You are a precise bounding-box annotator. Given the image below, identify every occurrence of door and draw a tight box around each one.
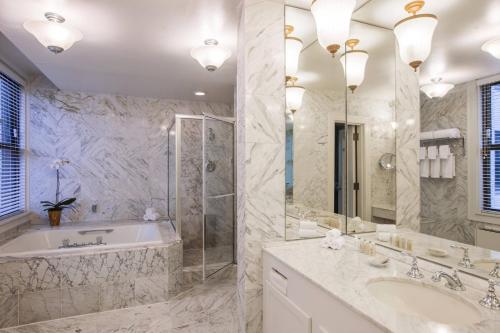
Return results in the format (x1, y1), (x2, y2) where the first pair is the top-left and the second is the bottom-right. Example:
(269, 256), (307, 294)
(203, 114), (235, 279)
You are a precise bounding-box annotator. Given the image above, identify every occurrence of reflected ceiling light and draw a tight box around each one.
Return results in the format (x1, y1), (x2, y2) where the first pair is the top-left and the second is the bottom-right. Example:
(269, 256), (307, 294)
(194, 91), (206, 96)
(286, 77), (306, 113)
(311, 0), (356, 56)
(285, 25), (303, 81)
(420, 78), (454, 98)
(481, 37), (500, 59)
(23, 12), (83, 54)
(190, 39), (232, 72)
(394, 1), (438, 71)
(340, 39), (369, 93)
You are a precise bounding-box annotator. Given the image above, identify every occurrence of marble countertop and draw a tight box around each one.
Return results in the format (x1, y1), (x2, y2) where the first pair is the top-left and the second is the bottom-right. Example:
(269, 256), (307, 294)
(264, 237), (500, 333)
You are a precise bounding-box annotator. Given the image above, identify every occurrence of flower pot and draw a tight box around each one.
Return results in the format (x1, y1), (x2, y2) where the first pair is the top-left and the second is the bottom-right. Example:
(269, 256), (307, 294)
(48, 209), (62, 227)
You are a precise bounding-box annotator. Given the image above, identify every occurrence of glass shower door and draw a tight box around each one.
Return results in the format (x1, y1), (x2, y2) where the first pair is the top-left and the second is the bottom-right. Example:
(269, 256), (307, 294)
(203, 114), (235, 279)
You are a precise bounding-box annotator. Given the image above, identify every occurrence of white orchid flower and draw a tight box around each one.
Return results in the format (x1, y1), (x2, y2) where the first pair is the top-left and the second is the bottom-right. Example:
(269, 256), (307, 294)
(50, 159), (70, 170)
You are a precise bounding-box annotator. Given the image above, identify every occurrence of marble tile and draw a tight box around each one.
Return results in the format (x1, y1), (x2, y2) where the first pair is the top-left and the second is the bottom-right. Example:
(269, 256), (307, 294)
(61, 286), (99, 317)
(19, 289), (61, 325)
(99, 281), (135, 311)
(134, 276), (169, 305)
(0, 292), (18, 328)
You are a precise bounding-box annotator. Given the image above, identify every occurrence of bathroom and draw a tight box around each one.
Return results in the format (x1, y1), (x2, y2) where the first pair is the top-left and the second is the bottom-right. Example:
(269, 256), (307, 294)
(0, 0), (500, 332)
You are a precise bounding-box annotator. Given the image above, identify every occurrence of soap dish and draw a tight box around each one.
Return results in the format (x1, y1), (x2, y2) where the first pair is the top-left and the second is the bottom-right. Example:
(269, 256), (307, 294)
(368, 255), (390, 268)
(428, 248), (448, 257)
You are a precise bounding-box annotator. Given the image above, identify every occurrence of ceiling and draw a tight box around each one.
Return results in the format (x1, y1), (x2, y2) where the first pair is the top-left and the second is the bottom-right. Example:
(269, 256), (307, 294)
(285, 0), (500, 95)
(0, 0), (239, 104)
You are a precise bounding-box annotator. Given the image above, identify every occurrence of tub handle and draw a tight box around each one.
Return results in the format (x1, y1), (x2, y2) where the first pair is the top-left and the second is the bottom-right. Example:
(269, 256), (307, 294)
(78, 229), (114, 235)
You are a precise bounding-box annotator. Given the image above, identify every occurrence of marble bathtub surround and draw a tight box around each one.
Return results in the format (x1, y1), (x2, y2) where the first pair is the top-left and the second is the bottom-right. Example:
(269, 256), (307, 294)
(0, 222), (182, 328)
(264, 237), (500, 333)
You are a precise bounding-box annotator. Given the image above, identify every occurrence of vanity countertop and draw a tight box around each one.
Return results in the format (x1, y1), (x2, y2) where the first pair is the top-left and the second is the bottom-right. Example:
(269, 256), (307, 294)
(263, 237), (500, 333)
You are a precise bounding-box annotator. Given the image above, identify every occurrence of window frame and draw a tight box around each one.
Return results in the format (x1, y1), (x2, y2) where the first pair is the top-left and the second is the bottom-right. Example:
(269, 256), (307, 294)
(468, 74), (500, 226)
(0, 60), (29, 225)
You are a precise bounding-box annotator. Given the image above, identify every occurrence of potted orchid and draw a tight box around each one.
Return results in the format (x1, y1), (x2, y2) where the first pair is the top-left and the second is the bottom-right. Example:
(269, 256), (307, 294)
(40, 159), (77, 226)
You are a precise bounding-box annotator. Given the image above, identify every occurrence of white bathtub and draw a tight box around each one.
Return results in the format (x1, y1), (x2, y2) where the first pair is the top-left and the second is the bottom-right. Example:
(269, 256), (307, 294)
(0, 223), (164, 257)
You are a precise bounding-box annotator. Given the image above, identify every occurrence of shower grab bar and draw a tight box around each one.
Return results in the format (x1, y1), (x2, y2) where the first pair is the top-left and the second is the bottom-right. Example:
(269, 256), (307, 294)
(78, 229), (114, 235)
(207, 193), (235, 200)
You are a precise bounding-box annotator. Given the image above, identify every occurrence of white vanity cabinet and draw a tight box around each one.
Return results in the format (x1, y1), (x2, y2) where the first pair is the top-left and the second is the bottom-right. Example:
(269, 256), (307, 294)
(263, 251), (386, 333)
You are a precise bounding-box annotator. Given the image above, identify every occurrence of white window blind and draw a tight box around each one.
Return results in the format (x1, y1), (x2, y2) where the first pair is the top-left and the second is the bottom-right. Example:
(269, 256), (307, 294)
(480, 80), (500, 212)
(0, 71), (25, 219)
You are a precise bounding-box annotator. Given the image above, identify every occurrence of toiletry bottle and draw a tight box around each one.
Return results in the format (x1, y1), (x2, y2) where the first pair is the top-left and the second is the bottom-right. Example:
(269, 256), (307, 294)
(406, 239), (413, 252)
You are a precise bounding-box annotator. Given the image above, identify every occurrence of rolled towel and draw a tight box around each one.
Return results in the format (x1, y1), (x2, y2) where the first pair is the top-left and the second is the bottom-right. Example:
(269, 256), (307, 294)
(441, 154), (455, 179)
(299, 220), (317, 230)
(427, 146), (438, 160)
(420, 131), (434, 140)
(420, 159), (430, 178)
(299, 229), (318, 238)
(434, 128), (460, 139)
(430, 159), (440, 178)
(419, 147), (427, 160)
(326, 228), (341, 239)
(321, 237), (345, 250)
(438, 145), (451, 159)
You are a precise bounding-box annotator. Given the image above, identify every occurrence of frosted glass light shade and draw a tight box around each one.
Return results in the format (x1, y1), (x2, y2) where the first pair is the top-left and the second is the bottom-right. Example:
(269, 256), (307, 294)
(420, 80), (454, 98)
(394, 14), (437, 70)
(340, 50), (369, 92)
(23, 19), (82, 53)
(191, 41), (232, 72)
(311, 0), (356, 55)
(286, 85), (305, 112)
(286, 37), (303, 78)
(482, 37), (500, 59)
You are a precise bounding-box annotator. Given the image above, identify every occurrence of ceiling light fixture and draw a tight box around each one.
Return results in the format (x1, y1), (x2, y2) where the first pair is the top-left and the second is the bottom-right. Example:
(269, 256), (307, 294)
(194, 91), (206, 96)
(191, 39), (232, 72)
(481, 37), (500, 59)
(340, 39), (369, 93)
(286, 77), (306, 113)
(394, 1), (438, 71)
(23, 12), (83, 54)
(420, 78), (454, 98)
(285, 25), (303, 81)
(311, 0), (356, 57)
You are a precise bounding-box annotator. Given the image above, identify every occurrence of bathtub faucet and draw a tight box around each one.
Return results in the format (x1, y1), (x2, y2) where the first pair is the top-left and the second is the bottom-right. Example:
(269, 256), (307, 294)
(58, 237), (107, 249)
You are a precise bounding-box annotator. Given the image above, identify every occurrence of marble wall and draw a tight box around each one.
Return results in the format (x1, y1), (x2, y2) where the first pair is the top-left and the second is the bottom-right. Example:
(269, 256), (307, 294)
(419, 83), (477, 244)
(28, 89), (232, 248)
(0, 240), (182, 328)
(395, 53), (421, 231)
(293, 89), (396, 215)
(237, 0), (286, 332)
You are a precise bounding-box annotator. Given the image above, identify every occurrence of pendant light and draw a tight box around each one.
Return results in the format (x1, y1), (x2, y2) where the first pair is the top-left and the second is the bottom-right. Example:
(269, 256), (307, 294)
(191, 39), (232, 72)
(481, 37), (500, 59)
(340, 39), (369, 93)
(420, 78), (454, 98)
(285, 25), (303, 81)
(23, 12), (83, 54)
(286, 77), (306, 113)
(311, 0), (356, 56)
(394, 1), (438, 71)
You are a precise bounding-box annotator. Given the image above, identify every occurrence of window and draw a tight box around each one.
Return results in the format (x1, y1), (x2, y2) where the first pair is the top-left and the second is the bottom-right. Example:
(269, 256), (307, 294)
(0, 71), (25, 219)
(480, 80), (500, 212)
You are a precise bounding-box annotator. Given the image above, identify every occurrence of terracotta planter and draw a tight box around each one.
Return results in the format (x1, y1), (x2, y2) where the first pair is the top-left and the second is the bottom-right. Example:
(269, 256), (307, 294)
(48, 209), (62, 227)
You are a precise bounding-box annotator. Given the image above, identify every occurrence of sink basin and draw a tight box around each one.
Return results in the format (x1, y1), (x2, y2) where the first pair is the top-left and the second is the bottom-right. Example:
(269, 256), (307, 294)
(474, 259), (499, 272)
(367, 278), (481, 326)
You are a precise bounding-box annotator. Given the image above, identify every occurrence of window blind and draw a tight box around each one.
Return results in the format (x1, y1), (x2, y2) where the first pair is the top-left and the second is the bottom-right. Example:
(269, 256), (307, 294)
(480, 80), (500, 212)
(0, 72), (25, 219)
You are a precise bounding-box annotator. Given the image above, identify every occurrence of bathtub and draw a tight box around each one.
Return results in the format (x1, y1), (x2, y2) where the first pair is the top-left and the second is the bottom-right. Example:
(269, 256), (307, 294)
(0, 222), (164, 257)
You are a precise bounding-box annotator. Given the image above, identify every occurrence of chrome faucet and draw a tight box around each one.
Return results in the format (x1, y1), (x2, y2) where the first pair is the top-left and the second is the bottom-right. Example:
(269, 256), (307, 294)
(489, 262), (500, 279)
(450, 244), (474, 268)
(401, 252), (424, 279)
(479, 279), (500, 310)
(431, 269), (465, 291)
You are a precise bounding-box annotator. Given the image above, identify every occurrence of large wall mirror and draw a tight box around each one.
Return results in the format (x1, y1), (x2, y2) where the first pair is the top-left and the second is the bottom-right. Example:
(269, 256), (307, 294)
(284, 0), (500, 280)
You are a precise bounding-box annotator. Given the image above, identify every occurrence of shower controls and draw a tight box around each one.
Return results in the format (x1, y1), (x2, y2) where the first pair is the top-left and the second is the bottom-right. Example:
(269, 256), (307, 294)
(208, 128), (215, 142)
(206, 160), (216, 172)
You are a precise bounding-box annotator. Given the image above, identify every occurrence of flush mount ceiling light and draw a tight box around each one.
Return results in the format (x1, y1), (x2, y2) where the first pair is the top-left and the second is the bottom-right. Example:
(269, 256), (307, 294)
(311, 0), (356, 57)
(394, 1), (438, 71)
(23, 12), (83, 54)
(340, 39), (369, 93)
(420, 78), (454, 98)
(194, 91), (206, 96)
(286, 77), (306, 113)
(481, 37), (500, 59)
(190, 39), (232, 72)
(285, 25), (303, 81)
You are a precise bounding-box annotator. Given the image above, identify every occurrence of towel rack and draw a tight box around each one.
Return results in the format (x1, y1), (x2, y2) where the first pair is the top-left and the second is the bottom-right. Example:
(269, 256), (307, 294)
(420, 137), (465, 156)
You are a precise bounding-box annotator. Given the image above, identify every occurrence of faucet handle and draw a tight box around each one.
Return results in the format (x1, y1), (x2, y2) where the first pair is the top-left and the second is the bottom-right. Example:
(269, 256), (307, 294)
(401, 251), (424, 279)
(479, 279), (500, 310)
(450, 244), (474, 268)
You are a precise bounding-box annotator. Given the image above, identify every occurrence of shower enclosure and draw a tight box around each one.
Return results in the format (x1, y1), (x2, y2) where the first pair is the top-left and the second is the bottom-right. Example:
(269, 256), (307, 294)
(167, 113), (235, 280)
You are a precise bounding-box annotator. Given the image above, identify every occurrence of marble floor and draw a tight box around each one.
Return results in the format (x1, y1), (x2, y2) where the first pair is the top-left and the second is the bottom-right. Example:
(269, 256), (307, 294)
(0, 266), (239, 333)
